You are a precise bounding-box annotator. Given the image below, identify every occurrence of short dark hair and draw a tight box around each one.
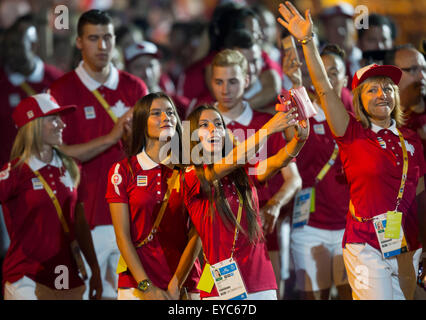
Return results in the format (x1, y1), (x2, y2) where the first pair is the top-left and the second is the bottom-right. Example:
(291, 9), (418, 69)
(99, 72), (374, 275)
(77, 10), (113, 37)
(223, 29), (254, 50)
(383, 43), (416, 65)
(357, 13), (397, 41)
(321, 43), (346, 60)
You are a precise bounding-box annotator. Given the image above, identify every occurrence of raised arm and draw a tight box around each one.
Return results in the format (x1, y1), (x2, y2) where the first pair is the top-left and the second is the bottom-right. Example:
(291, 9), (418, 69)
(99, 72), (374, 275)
(206, 108), (298, 183)
(277, 2), (349, 137)
(256, 119), (309, 183)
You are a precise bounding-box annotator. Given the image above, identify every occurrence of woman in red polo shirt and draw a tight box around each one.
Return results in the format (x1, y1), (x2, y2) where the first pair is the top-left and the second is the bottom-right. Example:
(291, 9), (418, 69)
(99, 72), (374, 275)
(0, 93), (102, 300)
(183, 104), (308, 299)
(106, 92), (201, 300)
(277, 1), (426, 300)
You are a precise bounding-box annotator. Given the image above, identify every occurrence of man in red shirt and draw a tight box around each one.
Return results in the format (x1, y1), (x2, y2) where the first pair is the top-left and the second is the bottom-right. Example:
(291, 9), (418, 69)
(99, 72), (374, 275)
(210, 49), (302, 299)
(123, 41), (190, 119)
(385, 45), (426, 160)
(49, 10), (148, 299)
(0, 17), (64, 167)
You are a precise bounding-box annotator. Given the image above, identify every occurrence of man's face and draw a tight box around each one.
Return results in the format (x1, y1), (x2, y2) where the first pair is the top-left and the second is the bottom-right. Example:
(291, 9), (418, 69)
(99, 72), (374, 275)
(211, 64), (249, 111)
(323, 16), (356, 53)
(395, 48), (426, 107)
(77, 23), (115, 71)
(237, 44), (263, 87)
(358, 25), (393, 51)
(127, 55), (161, 90)
(4, 26), (37, 74)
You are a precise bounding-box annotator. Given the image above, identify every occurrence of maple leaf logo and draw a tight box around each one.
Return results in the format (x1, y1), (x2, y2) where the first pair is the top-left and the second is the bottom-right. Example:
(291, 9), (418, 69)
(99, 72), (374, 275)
(60, 170), (74, 191)
(110, 100), (130, 118)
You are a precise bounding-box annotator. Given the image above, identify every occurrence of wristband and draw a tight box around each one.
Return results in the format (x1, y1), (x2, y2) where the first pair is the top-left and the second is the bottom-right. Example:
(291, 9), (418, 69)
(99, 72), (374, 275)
(298, 33), (314, 45)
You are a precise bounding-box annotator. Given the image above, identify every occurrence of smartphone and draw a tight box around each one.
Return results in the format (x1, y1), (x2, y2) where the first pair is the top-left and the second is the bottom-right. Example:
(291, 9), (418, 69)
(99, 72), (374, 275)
(281, 35), (300, 64)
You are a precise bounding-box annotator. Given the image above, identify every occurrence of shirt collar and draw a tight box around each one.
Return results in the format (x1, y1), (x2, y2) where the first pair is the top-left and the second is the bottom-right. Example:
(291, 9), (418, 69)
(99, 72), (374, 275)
(220, 101), (253, 126)
(371, 119), (399, 136)
(7, 56), (44, 86)
(136, 149), (171, 170)
(27, 150), (62, 172)
(75, 61), (119, 91)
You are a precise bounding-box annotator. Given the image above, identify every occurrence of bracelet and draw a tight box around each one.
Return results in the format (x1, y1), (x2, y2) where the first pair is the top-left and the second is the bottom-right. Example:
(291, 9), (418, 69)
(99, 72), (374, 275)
(297, 33), (314, 45)
(294, 134), (306, 142)
(284, 145), (300, 158)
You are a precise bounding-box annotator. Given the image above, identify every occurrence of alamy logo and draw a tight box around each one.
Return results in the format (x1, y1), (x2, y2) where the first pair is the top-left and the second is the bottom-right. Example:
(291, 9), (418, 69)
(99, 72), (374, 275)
(54, 5), (69, 30)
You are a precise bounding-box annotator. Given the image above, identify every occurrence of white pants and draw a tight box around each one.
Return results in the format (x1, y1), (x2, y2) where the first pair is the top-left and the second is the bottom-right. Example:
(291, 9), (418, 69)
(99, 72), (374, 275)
(82, 225), (120, 299)
(343, 243), (422, 300)
(4, 276), (85, 300)
(291, 225), (348, 292)
(117, 288), (201, 300)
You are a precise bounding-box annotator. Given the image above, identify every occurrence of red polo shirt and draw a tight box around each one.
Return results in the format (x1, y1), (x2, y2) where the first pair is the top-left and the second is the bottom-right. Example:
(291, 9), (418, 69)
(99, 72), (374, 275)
(296, 104), (350, 230)
(49, 62), (148, 228)
(0, 153), (84, 289)
(403, 108), (426, 161)
(105, 152), (201, 291)
(261, 50), (283, 78)
(222, 102), (292, 250)
(0, 61), (63, 166)
(183, 166), (277, 298)
(177, 51), (216, 105)
(334, 114), (425, 251)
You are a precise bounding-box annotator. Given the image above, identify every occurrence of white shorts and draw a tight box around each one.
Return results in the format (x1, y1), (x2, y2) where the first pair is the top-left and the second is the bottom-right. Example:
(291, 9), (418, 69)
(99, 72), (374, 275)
(290, 224), (348, 292)
(117, 288), (201, 300)
(82, 225), (120, 300)
(343, 243), (422, 300)
(278, 216), (291, 280)
(4, 276), (85, 300)
(201, 289), (277, 300)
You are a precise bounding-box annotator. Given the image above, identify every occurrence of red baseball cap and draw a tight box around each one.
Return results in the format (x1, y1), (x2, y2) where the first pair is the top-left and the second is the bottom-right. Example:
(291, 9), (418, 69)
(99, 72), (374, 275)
(12, 93), (75, 128)
(124, 41), (161, 66)
(351, 64), (402, 90)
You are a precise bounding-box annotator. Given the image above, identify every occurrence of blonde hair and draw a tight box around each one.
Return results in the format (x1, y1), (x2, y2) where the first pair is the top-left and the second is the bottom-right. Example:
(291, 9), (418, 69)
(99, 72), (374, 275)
(212, 49), (248, 77)
(352, 76), (405, 129)
(10, 117), (80, 187)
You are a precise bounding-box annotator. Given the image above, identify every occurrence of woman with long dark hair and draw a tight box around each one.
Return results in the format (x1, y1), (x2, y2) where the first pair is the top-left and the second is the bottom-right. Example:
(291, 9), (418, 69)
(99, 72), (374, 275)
(106, 92), (201, 300)
(183, 104), (308, 299)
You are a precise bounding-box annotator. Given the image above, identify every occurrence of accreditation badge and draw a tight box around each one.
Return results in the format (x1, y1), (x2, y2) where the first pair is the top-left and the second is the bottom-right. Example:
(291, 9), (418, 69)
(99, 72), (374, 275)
(84, 106), (96, 119)
(204, 258), (248, 300)
(373, 212), (408, 259)
(292, 187), (315, 228)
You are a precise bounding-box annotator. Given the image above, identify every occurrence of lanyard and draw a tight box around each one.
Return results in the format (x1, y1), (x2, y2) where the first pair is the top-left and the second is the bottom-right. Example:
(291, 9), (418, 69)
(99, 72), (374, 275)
(91, 89), (118, 123)
(20, 82), (37, 96)
(350, 129), (409, 222)
(32, 168), (70, 234)
(315, 142), (339, 184)
(135, 169), (180, 248)
(203, 187), (243, 264)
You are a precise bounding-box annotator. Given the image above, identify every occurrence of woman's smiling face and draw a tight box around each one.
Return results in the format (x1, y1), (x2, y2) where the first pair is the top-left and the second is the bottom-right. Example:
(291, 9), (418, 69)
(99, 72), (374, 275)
(360, 78), (396, 122)
(197, 109), (226, 154)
